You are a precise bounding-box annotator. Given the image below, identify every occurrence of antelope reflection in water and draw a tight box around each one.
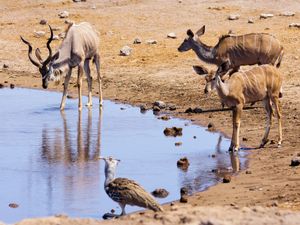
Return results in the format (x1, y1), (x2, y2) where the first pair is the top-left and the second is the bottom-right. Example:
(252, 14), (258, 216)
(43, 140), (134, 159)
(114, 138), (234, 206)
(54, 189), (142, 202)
(41, 109), (102, 163)
(179, 135), (241, 194)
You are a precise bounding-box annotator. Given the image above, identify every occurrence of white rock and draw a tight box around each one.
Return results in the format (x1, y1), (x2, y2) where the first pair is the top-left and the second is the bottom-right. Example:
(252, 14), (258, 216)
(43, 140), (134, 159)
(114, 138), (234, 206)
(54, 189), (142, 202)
(289, 23), (300, 28)
(133, 37), (142, 44)
(260, 13), (274, 19)
(228, 14), (240, 20)
(58, 11), (69, 18)
(167, 32), (177, 39)
(34, 31), (46, 38)
(146, 40), (157, 44)
(120, 46), (132, 56)
(248, 18), (254, 23)
(91, 5), (96, 9)
(153, 101), (166, 109)
(279, 11), (295, 17)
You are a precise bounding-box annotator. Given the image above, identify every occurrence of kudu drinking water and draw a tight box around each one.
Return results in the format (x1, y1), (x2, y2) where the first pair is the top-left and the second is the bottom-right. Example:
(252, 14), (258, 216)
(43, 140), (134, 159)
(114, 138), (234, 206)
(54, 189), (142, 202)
(178, 26), (284, 75)
(21, 22), (102, 111)
(193, 63), (283, 151)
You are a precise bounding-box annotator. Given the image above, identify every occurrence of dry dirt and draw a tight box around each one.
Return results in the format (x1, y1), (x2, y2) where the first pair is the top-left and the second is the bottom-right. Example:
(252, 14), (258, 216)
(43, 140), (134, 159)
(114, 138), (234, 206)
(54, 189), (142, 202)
(0, 0), (300, 224)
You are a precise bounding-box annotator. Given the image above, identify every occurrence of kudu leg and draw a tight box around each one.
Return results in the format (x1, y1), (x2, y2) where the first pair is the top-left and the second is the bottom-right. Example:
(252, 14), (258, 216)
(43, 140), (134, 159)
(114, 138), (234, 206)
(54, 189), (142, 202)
(229, 104), (242, 151)
(260, 98), (273, 148)
(273, 97), (282, 147)
(60, 69), (72, 111)
(94, 54), (103, 107)
(84, 59), (93, 107)
(77, 65), (84, 111)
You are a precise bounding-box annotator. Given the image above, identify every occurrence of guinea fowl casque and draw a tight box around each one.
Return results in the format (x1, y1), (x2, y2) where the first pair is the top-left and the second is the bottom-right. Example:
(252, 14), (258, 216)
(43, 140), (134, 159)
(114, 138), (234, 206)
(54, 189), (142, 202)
(99, 156), (163, 216)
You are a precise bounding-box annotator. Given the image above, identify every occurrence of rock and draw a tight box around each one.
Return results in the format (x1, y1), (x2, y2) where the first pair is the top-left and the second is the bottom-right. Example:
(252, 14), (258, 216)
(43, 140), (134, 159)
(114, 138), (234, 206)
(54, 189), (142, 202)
(180, 196), (188, 203)
(120, 46), (132, 56)
(39, 19), (47, 25)
(185, 107), (202, 113)
(180, 187), (188, 203)
(248, 18), (254, 23)
(290, 157), (300, 167)
(246, 170), (252, 174)
(8, 203), (19, 208)
(3, 64), (9, 69)
(207, 122), (216, 132)
(177, 157), (189, 170)
(167, 32), (177, 39)
(164, 127), (182, 137)
(0, 84), (4, 88)
(289, 23), (300, 28)
(153, 106), (161, 112)
(260, 13), (274, 19)
(91, 5), (96, 9)
(133, 37), (142, 44)
(279, 11), (295, 17)
(228, 14), (240, 20)
(140, 105), (148, 112)
(175, 142), (182, 146)
(211, 154), (216, 158)
(242, 137), (248, 141)
(153, 101), (166, 109)
(120, 107), (125, 110)
(146, 40), (157, 44)
(34, 31), (45, 38)
(58, 11), (69, 18)
(223, 174), (231, 183)
(193, 136), (197, 139)
(208, 6), (225, 10)
(151, 188), (169, 198)
(158, 115), (170, 121)
(10, 84), (15, 89)
(168, 104), (177, 111)
(73, 0), (82, 2)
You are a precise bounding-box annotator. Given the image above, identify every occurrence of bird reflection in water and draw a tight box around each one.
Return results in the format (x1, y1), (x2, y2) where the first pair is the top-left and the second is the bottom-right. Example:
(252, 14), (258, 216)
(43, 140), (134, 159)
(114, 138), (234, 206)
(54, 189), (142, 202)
(40, 108), (102, 164)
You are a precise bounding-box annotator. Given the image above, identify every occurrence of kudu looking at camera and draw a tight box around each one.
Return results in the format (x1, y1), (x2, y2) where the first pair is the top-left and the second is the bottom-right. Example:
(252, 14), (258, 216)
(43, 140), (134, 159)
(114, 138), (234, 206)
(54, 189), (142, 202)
(193, 63), (283, 151)
(21, 22), (102, 111)
(178, 26), (284, 75)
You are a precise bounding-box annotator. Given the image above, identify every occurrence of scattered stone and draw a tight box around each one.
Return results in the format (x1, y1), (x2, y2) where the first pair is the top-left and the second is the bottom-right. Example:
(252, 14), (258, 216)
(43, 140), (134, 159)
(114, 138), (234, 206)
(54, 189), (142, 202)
(228, 14), (240, 20)
(279, 11), (295, 17)
(223, 174), (231, 183)
(289, 23), (300, 28)
(207, 122), (216, 132)
(34, 31), (46, 38)
(153, 106), (161, 112)
(164, 127), (182, 137)
(153, 101), (166, 109)
(3, 64), (9, 69)
(151, 188), (169, 198)
(39, 19), (47, 25)
(133, 37), (142, 44)
(10, 84), (15, 89)
(242, 137), (248, 141)
(290, 157), (300, 167)
(120, 46), (132, 56)
(0, 83), (4, 88)
(246, 170), (252, 174)
(185, 107), (202, 113)
(208, 6), (225, 10)
(177, 157), (189, 170)
(260, 13), (274, 19)
(146, 40), (157, 44)
(168, 104), (177, 111)
(180, 187), (188, 203)
(91, 5), (96, 9)
(248, 18), (254, 23)
(167, 32), (177, 39)
(175, 142), (182, 146)
(8, 203), (19, 208)
(158, 115), (170, 121)
(140, 105), (147, 111)
(58, 11), (69, 18)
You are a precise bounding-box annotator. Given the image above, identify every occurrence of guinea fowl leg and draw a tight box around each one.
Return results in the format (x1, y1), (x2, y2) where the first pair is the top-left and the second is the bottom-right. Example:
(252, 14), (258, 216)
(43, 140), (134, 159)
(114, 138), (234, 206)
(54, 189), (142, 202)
(119, 203), (126, 216)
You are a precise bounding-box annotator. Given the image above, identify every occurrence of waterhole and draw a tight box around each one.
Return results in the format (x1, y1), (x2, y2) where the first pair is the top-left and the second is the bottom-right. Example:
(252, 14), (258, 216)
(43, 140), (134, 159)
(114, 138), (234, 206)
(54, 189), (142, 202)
(0, 88), (246, 223)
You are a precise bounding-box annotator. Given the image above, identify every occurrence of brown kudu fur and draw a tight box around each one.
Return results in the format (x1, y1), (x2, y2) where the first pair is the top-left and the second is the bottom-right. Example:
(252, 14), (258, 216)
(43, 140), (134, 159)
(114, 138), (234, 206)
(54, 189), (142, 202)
(194, 63), (283, 151)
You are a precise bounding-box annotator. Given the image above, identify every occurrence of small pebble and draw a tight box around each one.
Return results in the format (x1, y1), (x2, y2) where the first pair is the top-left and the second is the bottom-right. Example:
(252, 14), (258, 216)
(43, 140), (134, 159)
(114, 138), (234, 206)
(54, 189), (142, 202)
(133, 37), (142, 44)
(9, 203), (19, 208)
(120, 46), (132, 56)
(175, 142), (182, 146)
(223, 174), (231, 183)
(260, 13), (274, 19)
(39, 19), (47, 25)
(167, 32), (177, 39)
(146, 40), (157, 44)
(58, 11), (69, 18)
(228, 14), (240, 20)
(10, 84), (15, 89)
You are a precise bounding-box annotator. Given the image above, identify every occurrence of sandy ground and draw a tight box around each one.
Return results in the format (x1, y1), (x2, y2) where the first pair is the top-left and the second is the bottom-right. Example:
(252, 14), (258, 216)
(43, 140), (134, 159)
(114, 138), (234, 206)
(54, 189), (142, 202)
(0, 0), (300, 224)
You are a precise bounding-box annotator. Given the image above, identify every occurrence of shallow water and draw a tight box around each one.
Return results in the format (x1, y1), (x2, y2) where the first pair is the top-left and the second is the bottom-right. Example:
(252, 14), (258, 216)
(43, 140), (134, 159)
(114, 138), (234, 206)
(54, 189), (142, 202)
(0, 88), (246, 223)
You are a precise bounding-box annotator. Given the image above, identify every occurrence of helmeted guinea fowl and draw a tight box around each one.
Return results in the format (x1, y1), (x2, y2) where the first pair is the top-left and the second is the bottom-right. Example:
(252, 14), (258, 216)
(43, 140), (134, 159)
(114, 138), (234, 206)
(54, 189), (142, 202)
(99, 156), (163, 216)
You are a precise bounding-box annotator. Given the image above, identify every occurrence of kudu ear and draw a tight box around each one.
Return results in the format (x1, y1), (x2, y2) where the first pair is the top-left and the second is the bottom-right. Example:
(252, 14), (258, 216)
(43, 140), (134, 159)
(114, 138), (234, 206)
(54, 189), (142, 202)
(35, 48), (43, 63)
(195, 25), (205, 36)
(187, 29), (194, 38)
(217, 61), (230, 75)
(193, 65), (209, 75)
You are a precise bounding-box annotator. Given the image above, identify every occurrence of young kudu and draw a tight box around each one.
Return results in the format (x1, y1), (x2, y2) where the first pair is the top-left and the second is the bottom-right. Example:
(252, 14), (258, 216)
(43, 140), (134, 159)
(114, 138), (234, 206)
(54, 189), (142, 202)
(21, 22), (102, 111)
(178, 26), (284, 76)
(193, 63), (283, 151)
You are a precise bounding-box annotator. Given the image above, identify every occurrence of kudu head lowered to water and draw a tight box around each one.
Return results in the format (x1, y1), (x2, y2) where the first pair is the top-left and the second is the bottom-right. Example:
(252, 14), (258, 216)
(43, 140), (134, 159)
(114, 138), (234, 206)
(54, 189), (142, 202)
(21, 25), (55, 89)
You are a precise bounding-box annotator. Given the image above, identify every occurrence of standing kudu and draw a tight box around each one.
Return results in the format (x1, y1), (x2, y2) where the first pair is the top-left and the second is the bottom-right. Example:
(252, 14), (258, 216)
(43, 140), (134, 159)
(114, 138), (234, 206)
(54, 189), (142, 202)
(21, 22), (102, 111)
(178, 26), (284, 75)
(193, 63), (283, 151)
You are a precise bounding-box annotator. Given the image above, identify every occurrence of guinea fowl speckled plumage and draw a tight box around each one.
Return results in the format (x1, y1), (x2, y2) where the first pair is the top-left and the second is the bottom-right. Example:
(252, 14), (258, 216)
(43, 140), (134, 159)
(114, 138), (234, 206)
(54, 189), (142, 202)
(99, 156), (163, 216)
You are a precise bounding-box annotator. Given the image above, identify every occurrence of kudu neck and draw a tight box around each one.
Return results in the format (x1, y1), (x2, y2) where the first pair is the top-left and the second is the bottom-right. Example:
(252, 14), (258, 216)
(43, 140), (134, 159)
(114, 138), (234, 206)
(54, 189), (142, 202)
(191, 39), (217, 64)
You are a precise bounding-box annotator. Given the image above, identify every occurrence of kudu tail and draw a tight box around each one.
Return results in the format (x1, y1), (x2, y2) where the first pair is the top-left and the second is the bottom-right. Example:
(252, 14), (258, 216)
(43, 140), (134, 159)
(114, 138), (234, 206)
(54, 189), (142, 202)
(276, 49), (284, 68)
